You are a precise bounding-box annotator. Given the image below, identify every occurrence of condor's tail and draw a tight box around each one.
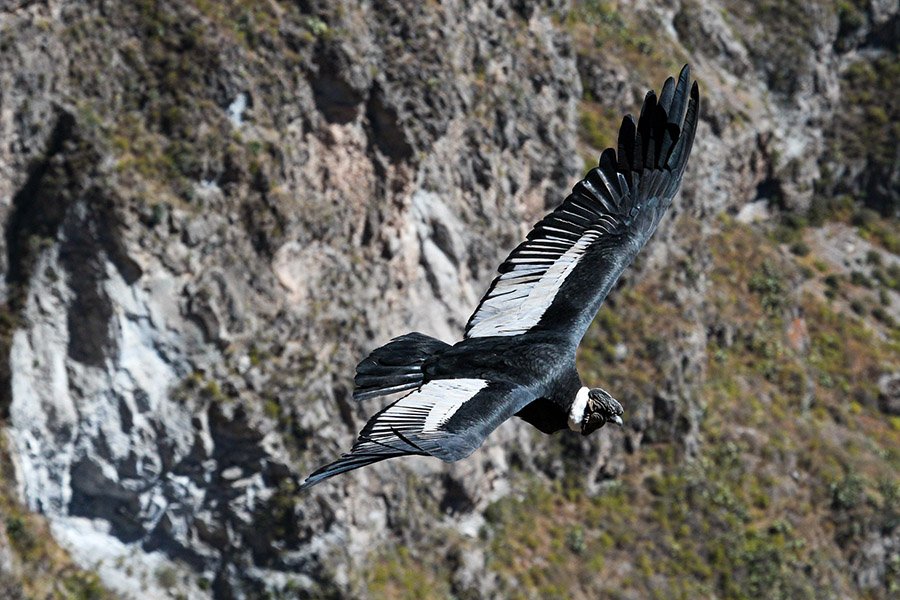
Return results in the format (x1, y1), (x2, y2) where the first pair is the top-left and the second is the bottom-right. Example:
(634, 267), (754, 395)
(353, 332), (449, 400)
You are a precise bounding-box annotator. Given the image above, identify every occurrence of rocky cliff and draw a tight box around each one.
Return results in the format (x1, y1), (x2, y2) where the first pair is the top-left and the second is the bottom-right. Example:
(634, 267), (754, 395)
(0, 0), (896, 598)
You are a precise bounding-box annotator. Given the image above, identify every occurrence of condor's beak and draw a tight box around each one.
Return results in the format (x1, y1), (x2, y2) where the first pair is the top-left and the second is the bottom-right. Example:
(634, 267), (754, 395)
(609, 415), (624, 427)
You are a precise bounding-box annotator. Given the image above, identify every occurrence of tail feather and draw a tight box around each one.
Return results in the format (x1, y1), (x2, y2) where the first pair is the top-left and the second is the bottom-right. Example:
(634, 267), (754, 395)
(353, 332), (449, 400)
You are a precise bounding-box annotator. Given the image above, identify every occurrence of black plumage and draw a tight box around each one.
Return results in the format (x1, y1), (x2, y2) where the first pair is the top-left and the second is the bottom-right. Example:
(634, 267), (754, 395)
(302, 66), (700, 489)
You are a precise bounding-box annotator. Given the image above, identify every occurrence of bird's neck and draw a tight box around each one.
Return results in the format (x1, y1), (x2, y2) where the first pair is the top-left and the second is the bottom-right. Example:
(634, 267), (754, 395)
(567, 386), (590, 432)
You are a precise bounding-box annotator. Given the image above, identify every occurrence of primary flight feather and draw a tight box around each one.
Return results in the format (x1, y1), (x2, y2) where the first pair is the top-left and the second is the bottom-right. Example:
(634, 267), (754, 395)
(302, 65), (700, 489)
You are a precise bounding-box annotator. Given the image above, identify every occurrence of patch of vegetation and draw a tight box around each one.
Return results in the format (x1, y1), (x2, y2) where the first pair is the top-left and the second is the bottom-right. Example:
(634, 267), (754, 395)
(367, 546), (453, 600)
(194, 0), (284, 49)
(155, 565), (179, 590)
(579, 100), (619, 156)
(480, 220), (898, 598)
(835, 0), (868, 50)
(568, 1), (682, 82)
(58, 0), (300, 217)
(748, 260), (786, 313)
(579, 278), (691, 419)
(567, 1), (685, 161)
(0, 306), (20, 417)
(810, 55), (899, 249)
(61, 572), (109, 600)
(174, 371), (232, 404)
(719, 0), (825, 98)
(803, 294), (898, 397)
(484, 442), (821, 599)
(831, 56), (900, 215)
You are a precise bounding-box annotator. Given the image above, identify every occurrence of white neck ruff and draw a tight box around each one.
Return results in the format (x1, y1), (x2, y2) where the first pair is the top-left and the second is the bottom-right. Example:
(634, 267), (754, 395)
(568, 386), (590, 432)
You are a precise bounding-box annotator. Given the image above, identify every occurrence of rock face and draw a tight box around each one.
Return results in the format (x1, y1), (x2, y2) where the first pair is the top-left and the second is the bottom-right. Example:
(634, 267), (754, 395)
(0, 0), (896, 598)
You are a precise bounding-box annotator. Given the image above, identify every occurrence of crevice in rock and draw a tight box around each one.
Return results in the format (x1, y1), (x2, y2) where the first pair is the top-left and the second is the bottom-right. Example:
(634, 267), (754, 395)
(332, 382), (357, 434)
(439, 473), (475, 515)
(60, 202), (117, 367)
(755, 176), (785, 208)
(241, 193), (287, 259)
(862, 13), (898, 52)
(1, 108), (143, 402)
(59, 193), (142, 367)
(0, 110), (75, 416)
(4, 110), (76, 297)
(311, 46), (364, 124)
(68, 456), (146, 543)
(366, 84), (413, 163)
(143, 521), (209, 572)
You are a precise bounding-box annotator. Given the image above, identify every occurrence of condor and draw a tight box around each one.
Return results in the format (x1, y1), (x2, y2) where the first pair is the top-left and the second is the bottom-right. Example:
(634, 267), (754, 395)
(303, 66), (699, 489)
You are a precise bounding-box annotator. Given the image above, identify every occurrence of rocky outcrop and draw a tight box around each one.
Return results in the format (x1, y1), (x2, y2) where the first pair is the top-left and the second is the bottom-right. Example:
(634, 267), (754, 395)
(0, 0), (896, 598)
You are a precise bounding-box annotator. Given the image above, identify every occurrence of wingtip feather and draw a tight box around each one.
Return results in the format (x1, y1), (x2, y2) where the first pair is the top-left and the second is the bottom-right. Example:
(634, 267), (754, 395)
(617, 114), (636, 172)
(666, 79), (700, 173)
(668, 64), (692, 129)
(658, 76), (676, 112)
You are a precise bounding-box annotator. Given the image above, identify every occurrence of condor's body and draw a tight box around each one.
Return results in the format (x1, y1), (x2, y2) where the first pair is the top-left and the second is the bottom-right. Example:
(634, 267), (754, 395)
(422, 334), (581, 440)
(303, 66), (700, 489)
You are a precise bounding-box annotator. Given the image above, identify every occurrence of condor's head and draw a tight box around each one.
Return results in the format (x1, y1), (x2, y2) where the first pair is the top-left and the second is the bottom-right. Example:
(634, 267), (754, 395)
(568, 387), (624, 436)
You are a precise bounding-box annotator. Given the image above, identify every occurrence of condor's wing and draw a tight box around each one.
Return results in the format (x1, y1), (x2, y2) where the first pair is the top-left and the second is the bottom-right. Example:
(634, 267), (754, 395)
(465, 66), (699, 345)
(300, 379), (531, 489)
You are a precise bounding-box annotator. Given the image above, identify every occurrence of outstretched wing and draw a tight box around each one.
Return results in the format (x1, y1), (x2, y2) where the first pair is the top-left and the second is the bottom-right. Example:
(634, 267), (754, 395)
(301, 379), (531, 489)
(465, 65), (699, 344)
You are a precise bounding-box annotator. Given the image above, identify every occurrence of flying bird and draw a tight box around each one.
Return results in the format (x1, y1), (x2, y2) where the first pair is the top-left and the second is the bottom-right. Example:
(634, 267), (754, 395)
(302, 65), (699, 489)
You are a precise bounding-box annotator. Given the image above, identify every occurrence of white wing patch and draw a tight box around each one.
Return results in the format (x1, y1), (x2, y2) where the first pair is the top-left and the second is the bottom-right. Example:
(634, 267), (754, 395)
(466, 230), (600, 337)
(378, 378), (489, 434)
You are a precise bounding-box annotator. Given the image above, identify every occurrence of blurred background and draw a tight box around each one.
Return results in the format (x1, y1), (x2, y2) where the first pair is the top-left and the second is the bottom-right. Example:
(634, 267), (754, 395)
(0, 0), (897, 598)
